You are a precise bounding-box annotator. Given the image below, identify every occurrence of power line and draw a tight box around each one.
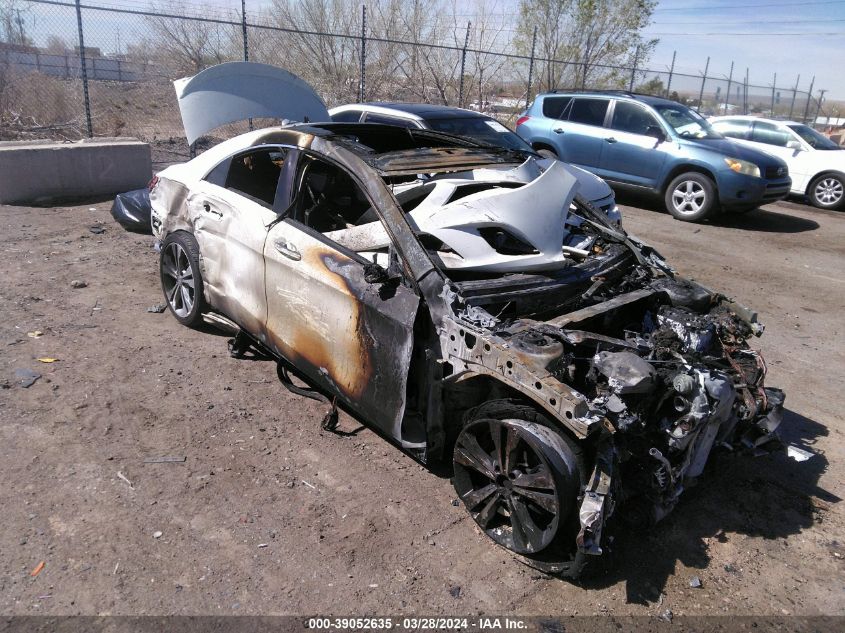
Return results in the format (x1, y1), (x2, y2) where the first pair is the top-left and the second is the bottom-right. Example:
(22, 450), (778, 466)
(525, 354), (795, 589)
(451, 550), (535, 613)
(653, 0), (845, 11)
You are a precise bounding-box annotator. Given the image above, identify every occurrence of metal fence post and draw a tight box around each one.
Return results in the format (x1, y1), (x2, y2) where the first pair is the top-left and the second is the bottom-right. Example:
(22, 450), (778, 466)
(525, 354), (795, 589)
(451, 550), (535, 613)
(458, 21), (471, 108)
(743, 67), (749, 115)
(74, 0), (93, 137)
(788, 74), (800, 119)
(770, 72), (776, 115)
(665, 50), (676, 97)
(696, 56), (709, 112)
(803, 75), (815, 122)
(359, 4), (366, 102)
(629, 45), (639, 92)
(814, 89), (827, 126)
(525, 26), (537, 109)
(241, 0), (249, 62)
(724, 62), (734, 115)
(581, 34), (590, 89)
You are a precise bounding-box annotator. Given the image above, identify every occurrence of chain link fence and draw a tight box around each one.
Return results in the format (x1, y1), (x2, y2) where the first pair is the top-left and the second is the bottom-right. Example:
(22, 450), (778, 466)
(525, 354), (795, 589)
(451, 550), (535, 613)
(0, 0), (830, 153)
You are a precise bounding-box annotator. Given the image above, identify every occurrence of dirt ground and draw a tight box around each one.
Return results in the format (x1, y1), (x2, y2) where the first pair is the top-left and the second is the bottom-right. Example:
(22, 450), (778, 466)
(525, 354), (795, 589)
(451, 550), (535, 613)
(1, 194), (843, 618)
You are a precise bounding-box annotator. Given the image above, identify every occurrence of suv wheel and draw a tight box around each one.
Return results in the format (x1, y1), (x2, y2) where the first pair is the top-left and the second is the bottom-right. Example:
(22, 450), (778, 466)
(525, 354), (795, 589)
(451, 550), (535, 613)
(808, 173), (845, 210)
(536, 149), (559, 160)
(665, 172), (717, 222)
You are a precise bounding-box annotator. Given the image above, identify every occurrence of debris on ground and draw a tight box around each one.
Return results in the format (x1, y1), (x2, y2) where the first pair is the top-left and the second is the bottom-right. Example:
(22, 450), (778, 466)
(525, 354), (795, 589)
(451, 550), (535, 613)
(690, 576), (702, 588)
(152, 531), (163, 539)
(89, 225), (106, 234)
(36, 357), (59, 363)
(449, 585), (461, 598)
(258, 543), (268, 548)
(143, 456), (186, 463)
(70, 280), (88, 289)
(15, 368), (41, 388)
(27, 331), (43, 338)
(146, 304), (167, 314)
(658, 609), (673, 623)
(451, 499), (460, 507)
(787, 445), (815, 462)
(117, 471), (135, 489)
(30, 561), (45, 577)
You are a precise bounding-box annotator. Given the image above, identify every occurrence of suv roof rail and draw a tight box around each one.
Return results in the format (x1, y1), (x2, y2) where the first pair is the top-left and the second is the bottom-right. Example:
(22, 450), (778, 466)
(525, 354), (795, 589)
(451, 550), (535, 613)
(550, 88), (635, 96)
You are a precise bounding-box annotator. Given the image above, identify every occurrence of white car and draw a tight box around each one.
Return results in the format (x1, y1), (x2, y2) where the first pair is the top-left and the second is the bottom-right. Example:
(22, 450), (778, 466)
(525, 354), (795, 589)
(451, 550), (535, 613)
(710, 115), (845, 210)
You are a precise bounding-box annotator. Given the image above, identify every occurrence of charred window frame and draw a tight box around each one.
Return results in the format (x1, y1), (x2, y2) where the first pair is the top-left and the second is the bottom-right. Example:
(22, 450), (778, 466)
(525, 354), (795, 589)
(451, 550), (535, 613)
(202, 144), (296, 213)
(281, 149), (421, 289)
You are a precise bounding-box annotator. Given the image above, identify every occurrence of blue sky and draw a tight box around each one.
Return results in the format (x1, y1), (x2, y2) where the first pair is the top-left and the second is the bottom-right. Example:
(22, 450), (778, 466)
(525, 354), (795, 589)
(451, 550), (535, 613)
(20, 0), (845, 101)
(643, 0), (845, 101)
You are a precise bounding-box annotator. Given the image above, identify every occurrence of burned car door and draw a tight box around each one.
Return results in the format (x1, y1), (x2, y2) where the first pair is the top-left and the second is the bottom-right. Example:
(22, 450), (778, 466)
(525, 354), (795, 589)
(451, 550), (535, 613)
(189, 146), (292, 334)
(262, 152), (421, 440)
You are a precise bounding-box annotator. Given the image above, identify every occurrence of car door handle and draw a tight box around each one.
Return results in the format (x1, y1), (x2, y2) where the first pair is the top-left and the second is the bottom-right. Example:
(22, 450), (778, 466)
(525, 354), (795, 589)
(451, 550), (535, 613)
(604, 137), (617, 143)
(273, 238), (301, 261)
(202, 202), (222, 218)
(553, 127), (565, 134)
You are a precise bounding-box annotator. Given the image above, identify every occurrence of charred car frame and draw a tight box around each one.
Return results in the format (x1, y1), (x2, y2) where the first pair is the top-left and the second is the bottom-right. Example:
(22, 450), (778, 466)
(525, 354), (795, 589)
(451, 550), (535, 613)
(151, 98), (784, 578)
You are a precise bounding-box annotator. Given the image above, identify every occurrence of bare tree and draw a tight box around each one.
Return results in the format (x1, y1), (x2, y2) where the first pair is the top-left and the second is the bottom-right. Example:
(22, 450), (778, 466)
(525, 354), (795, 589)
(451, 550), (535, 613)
(1, 0), (33, 46)
(515, 0), (657, 92)
(146, 1), (238, 75)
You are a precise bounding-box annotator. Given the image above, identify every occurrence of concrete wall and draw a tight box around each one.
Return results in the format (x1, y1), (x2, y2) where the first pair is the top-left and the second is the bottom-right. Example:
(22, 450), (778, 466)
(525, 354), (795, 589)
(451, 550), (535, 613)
(0, 138), (152, 205)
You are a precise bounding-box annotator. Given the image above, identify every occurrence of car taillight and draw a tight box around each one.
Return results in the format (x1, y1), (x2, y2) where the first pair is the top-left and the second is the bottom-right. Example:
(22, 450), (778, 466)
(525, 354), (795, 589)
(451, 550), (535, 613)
(148, 175), (159, 192)
(515, 115), (530, 127)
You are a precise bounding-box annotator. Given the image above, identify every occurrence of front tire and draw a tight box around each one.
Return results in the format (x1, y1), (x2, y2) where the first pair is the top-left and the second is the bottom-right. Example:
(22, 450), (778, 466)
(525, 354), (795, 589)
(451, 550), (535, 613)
(452, 400), (584, 562)
(159, 231), (206, 327)
(808, 173), (845, 210)
(536, 148), (559, 160)
(664, 172), (718, 222)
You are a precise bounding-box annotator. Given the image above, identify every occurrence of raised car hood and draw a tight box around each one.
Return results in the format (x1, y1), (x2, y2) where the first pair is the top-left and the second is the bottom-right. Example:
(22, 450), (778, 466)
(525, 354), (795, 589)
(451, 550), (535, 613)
(174, 62), (330, 144)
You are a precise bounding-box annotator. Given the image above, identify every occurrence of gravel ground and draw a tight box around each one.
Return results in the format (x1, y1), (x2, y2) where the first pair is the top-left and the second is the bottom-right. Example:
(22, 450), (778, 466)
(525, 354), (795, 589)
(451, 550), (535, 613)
(0, 195), (843, 618)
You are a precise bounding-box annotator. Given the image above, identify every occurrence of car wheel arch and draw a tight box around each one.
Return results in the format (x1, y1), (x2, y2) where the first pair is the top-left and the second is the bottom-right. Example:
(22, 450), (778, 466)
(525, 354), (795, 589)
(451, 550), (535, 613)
(441, 372), (588, 452)
(660, 164), (719, 195)
(532, 142), (559, 156)
(804, 169), (845, 196)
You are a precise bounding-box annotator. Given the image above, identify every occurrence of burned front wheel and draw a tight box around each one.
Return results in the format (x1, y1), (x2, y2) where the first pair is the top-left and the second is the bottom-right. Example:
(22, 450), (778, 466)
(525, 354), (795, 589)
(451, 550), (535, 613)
(452, 401), (584, 559)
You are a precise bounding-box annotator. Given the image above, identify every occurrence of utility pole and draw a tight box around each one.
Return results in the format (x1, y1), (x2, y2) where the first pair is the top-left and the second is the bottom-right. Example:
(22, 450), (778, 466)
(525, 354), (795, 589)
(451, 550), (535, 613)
(525, 26), (537, 109)
(458, 21), (471, 108)
(359, 4), (366, 103)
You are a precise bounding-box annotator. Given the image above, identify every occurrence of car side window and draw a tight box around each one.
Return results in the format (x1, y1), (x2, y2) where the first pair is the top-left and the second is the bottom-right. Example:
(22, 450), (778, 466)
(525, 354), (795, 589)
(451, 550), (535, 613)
(711, 119), (751, 140)
(750, 121), (790, 147)
(609, 101), (659, 135)
(294, 156), (374, 233)
(541, 96), (572, 120)
(568, 98), (609, 127)
(363, 113), (417, 127)
(220, 148), (288, 208)
(331, 109), (363, 122)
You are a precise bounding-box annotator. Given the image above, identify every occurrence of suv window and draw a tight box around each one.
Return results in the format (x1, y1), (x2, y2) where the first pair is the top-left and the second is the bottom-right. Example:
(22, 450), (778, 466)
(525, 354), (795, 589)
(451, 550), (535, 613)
(223, 148), (287, 207)
(331, 109), (363, 123)
(610, 101), (659, 135)
(711, 119), (751, 140)
(750, 121), (790, 147)
(363, 112), (417, 127)
(541, 96), (572, 119)
(568, 98), (609, 127)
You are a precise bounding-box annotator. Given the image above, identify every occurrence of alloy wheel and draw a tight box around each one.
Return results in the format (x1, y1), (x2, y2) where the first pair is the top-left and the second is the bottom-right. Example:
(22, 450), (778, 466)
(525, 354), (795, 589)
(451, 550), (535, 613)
(671, 180), (706, 215)
(161, 242), (195, 318)
(453, 419), (562, 555)
(815, 177), (844, 206)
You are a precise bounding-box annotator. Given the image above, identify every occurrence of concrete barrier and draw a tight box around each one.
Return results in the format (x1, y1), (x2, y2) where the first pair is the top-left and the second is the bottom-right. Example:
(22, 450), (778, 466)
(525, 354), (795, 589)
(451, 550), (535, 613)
(0, 138), (152, 205)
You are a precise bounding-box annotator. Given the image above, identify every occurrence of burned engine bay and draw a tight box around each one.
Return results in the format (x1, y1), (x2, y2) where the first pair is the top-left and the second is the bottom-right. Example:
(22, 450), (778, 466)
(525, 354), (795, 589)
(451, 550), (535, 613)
(435, 196), (785, 576)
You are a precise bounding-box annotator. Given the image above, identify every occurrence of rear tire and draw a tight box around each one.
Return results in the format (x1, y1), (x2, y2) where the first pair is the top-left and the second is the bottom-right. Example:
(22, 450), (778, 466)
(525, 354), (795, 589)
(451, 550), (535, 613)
(664, 172), (718, 222)
(808, 173), (845, 210)
(159, 231), (207, 328)
(452, 400), (585, 567)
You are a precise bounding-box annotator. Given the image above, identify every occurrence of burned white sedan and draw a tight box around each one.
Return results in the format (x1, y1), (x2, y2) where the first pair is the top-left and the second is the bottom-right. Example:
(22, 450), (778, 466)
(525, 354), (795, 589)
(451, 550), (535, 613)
(150, 68), (784, 578)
